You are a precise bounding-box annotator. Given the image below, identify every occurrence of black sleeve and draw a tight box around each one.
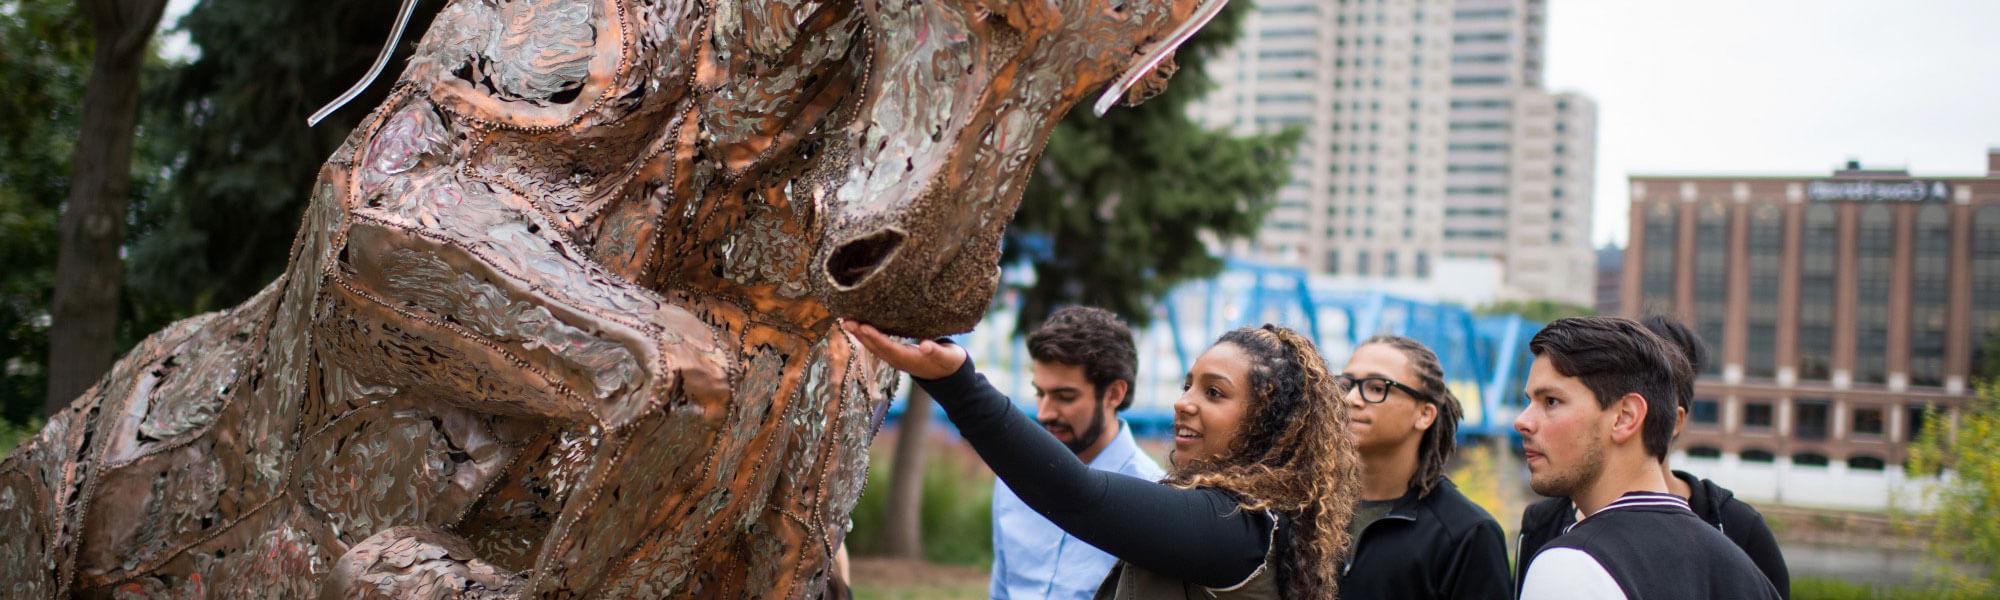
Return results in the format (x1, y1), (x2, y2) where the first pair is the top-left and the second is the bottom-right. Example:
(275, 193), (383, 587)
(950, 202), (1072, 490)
(1513, 497), (1570, 597)
(1442, 518), (1513, 600)
(1722, 501), (1790, 600)
(915, 357), (1271, 589)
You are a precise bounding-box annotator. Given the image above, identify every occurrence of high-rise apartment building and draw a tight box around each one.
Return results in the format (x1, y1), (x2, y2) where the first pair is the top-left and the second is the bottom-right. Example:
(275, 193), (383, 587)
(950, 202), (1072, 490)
(1193, 0), (1454, 279)
(1493, 90), (1597, 304)
(1442, 0), (1596, 305)
(1194, 0), (1597, 305)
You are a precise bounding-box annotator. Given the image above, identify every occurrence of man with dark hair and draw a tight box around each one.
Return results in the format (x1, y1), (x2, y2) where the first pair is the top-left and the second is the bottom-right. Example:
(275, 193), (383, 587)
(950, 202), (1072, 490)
(1513, 316), (1778, 599)
(1336, 336), (1510, 599)
(1515, 316), (1790, 598)
(989, 306), (1164, 600)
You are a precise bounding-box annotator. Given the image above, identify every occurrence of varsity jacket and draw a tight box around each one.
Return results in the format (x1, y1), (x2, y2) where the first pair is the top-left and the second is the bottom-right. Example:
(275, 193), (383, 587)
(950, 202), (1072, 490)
(1518, 492), (1780, 600)
(1515, 471), (1789, 599)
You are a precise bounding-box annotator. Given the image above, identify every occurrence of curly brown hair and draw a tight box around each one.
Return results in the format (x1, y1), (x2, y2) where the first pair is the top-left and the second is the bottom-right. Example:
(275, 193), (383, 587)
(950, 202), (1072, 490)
(1166, 325), (1361, 599)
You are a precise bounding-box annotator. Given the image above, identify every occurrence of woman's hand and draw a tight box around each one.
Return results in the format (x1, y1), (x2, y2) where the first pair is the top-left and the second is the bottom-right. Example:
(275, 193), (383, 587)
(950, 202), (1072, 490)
(840, 320), (966, 380)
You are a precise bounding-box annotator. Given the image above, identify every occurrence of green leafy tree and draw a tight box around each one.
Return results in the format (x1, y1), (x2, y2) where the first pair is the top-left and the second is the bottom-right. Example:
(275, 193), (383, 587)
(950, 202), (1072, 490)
(1001, 1), (1298, 333)
(0, 0), (90, 423)
(1474, 298), (1596, 324)
(1906, 382), (2000, 597)
(124, 0), (444, 341)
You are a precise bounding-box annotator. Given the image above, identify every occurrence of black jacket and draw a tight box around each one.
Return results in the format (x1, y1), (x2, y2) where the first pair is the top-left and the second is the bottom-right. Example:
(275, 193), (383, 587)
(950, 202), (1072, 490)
(1525, 493), (1780, 600)
(1514, 470), (1789, 599)
(1339, 477), (1511, 599)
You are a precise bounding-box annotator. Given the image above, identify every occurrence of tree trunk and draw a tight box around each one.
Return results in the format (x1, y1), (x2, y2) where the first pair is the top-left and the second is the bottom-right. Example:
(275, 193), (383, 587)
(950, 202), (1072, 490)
(881, 385), (932, 559)
(44, 0), (169, 415)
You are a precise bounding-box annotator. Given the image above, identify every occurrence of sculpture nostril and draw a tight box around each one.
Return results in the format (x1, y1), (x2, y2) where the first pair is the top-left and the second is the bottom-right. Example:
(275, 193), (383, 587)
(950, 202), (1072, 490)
(826, 228), (907, 289)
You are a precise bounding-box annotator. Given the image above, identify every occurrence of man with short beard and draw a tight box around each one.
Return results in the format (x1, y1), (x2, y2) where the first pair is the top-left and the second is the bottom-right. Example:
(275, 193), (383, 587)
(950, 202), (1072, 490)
(1514, 316), (1790, 599)
(989, 307), (1165, 600)
(1513, 317), (1778, 599)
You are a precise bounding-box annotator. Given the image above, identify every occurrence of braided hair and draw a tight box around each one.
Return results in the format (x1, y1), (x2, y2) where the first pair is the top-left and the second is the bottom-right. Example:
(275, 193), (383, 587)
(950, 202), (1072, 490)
(1168, 325), (1361, 599)
(1356, 335), (1463, 498)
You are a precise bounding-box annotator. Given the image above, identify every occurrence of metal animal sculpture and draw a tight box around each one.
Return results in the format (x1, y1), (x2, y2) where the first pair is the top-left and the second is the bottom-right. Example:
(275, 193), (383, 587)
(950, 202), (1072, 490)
(0, 0), (1219, 596)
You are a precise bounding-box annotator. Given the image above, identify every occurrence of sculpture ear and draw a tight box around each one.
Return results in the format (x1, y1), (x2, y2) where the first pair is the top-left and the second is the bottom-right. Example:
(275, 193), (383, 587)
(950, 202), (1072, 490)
(1091, 0), (1229, 116)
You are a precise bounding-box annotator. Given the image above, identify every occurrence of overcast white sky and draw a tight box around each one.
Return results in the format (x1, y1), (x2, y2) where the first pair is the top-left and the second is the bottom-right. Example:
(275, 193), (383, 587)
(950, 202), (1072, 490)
(1545, 0), (2000, 247)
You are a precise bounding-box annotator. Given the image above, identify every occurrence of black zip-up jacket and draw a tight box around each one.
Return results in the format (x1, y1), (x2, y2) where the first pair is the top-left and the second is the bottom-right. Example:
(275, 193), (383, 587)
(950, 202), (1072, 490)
(1514, 470), (1789, 599)
(1339, 478), (1511, 599)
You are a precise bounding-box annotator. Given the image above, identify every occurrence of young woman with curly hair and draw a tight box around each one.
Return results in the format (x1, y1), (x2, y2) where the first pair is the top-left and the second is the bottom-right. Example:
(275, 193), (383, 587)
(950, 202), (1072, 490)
(843, 321), (1360, 599)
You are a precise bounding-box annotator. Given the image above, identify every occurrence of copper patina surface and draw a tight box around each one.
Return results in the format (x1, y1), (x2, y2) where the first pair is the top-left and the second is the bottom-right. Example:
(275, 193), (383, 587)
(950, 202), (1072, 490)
(0, 0), (1211, 596)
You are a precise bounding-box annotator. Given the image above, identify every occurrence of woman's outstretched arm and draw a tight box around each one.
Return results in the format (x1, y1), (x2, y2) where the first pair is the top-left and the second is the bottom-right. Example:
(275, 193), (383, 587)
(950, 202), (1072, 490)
(843, 322), (1268, 588)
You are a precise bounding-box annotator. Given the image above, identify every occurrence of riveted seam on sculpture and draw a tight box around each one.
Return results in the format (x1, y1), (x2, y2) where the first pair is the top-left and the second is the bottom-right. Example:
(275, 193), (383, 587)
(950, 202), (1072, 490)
(430, 0), (636, 134)
(100, 283), (284, 472)
(326, 275), (594, 423)
(87, 489), (290, 590)
(345, 210), (666, 342)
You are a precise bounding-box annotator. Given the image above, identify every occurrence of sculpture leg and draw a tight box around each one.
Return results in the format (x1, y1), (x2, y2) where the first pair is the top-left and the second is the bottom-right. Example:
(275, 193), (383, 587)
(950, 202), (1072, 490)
(325, 526), (525, 600)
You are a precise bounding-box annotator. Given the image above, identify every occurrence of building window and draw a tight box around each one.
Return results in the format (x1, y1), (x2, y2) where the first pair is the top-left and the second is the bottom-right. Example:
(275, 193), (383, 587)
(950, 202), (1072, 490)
(1328, 250), (1340, 276)
(1795, 399), (1831, 440)
(1687, 446), (1722, 459)
(1641, 201), (1678, 316)
(1357, 250), (1371, 276)
(1855, 205), (1894, 384)
(1911, 206), (1950, 386)
(1852, 407), (1885, 437)
(1798, 205), (1839, 381)
(1742, 449), (1776, 463)
(1743, 402), (1774, 429)
(1974, 206), (2000, 380)
(1848, 455), (1886, 471)
(1692, 202), (1731, 375)
(1453, 7), (1513, 19)
(1690, 398), (1720, 426)
(1745, 205), (1784, 380)
(1415, 252), (1431, 278)
(1452, 31), (1510, 43)
(1384, 251), (1399, 277)
(1907, 404), (1935, 441)
(1792, 452), (1830, 467)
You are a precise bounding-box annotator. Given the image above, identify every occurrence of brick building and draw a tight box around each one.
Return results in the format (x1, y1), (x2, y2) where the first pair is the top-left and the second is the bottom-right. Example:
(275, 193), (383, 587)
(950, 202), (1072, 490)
(1621, 150), (2000, 509)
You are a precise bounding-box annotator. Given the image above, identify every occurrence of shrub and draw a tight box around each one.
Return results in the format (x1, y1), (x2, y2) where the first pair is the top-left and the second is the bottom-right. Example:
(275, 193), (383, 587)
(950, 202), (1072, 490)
(846, 435), (995, 567)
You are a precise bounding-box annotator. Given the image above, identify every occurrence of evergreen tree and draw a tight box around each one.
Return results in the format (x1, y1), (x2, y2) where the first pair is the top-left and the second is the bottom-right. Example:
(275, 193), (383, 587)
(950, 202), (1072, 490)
(125, 0), (444, 338)
(1003, 0), (1299, 333)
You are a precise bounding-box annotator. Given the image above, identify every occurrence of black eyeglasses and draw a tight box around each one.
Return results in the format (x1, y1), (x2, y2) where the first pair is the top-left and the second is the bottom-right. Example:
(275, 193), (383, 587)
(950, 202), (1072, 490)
(1335, 374), (1433, 404)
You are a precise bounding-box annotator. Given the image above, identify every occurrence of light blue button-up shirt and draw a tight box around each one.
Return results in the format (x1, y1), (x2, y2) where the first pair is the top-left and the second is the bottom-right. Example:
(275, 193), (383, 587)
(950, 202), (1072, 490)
(989, 419), (1166, 600)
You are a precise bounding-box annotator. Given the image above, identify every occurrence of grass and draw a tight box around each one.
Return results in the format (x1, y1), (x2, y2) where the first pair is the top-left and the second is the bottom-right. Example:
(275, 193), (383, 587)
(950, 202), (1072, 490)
(851, 583), (987, 600)
(845, 431), (996, 567)
(1793, 577), (1956, 600)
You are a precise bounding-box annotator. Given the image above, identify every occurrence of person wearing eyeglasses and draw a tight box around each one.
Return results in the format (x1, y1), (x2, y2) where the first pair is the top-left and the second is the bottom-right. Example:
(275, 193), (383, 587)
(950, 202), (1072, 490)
(1336, 335), (1510, 599)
